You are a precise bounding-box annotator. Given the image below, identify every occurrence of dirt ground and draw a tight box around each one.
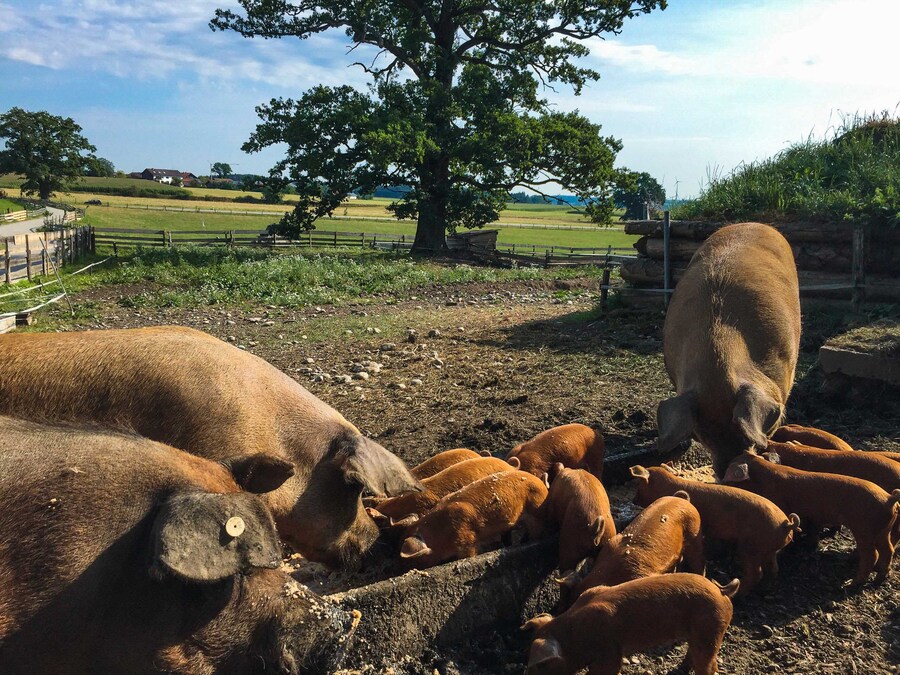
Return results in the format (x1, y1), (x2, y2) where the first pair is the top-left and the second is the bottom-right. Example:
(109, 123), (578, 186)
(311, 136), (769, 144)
(36, 277), (900, 674)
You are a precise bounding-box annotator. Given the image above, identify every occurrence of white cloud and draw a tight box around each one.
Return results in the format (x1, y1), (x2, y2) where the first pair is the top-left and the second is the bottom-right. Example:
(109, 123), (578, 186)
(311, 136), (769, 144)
(585, 39), (695, 76)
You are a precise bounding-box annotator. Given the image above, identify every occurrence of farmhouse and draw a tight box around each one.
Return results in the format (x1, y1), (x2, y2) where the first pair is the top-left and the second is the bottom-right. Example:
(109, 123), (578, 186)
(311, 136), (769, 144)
(140, 168), (188, 184)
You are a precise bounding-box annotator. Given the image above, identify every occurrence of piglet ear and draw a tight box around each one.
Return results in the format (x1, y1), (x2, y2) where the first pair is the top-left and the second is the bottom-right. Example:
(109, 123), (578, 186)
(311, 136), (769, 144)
(399, 535), (431, 559)
(335, 434), (422, 497)
(520, 614), (554, 633)
(507, 456), (521, 470)
(152, 492), (281, 583)
(661, 461), (678, 474)
(723, 462), (750, 483)
(220, 454), (295, 494)
(629, 465), (650, 480)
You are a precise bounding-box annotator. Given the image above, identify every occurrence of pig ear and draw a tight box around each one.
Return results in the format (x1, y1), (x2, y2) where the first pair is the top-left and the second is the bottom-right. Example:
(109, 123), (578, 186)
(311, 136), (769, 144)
(365, 507), (389, 526)
(507, 456), (521, 470)
(479, 450), (493, 457)
(629, 465), (650, 481)
(520, 614), (554, 633)
(661, 461), (678, 474)
(526, 638), (564, 670)
(591, 516), (606, 547)
(334, 434), (423, 497)
(389, 513), (420, 529)
(673, 489), (691, 501)
(220, 453), (295, 494)
(657, 392), (697, 452)
(733, 384), (783, 451)
(152, 492), (281, 583)
(722, 462), (750, 483)
(399, 535), (431, 559)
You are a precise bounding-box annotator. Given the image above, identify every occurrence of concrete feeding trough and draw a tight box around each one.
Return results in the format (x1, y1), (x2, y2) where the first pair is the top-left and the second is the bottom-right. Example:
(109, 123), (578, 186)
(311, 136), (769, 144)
(319, 444), (679, 669)
(819, 322), (900, 394)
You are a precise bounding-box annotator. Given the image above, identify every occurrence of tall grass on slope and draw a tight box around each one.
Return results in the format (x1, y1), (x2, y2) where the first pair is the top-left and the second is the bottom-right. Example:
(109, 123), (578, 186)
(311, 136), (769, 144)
(673, 111), (900, 227)
(94, 247), (602, 308)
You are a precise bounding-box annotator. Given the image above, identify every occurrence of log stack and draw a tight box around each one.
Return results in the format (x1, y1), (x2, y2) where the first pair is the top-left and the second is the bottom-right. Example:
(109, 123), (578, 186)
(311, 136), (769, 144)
(620, 220), (900, 301)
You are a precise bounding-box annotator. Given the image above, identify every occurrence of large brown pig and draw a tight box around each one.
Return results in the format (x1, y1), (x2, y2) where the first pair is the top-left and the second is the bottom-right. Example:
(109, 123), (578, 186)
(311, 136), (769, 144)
(0, 326), (421, 569)
(399, 471), (549, 568)
(0, 416), (357, 674)
(547, 464), (616, 573)
(523, 573), (738, 675)
(558, 494), (704, 608)
(507, 423), (605, 479)
(767, 440), (900, 493)
(367, 456), (514, 523)
(631, 464), (799, 594)
(771, 424), (854, 452)
(724, 451), (900, 584)
(658, 223), (801, 478)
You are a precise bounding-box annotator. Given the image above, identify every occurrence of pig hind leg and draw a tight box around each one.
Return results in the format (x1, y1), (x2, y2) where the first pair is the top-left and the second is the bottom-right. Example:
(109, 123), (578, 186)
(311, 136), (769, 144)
(850, 534), (878, 586)
(737, 551), (765, 595)
(586, 643), (623, 675)
(683, 631), (726, 675)
(681, 533), (706, 575)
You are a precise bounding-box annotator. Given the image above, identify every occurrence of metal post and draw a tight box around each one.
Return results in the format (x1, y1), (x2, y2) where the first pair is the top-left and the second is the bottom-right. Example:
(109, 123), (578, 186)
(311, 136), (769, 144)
(852, 227), (865, 312)
(662, 210), (671, 308)
(4, 239), (9, 284)
(25, 235), (32, 281)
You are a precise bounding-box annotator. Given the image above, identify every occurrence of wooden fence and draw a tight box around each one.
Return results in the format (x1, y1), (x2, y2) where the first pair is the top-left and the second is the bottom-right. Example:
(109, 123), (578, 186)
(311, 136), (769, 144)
(0, 208), (46, 224)
(0, 226), (93, 284)
(93, 226), (638, 268)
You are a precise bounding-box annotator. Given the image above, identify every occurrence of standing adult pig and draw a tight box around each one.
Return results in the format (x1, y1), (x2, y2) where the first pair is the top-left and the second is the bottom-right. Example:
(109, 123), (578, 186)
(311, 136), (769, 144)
(0, 416), (357, 674)
(0, 326), (421, 569)
(657, 223), (801, 477)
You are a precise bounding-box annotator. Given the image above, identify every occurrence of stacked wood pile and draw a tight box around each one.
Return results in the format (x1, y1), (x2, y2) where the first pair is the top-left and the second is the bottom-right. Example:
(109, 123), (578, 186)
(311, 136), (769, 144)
(619, 220), (900, 301)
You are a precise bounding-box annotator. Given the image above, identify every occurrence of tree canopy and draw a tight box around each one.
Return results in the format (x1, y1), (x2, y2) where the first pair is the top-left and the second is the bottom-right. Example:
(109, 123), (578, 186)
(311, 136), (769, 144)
(85, 156), (115, 178)
(212, 0), (665, 251)
(211, 162), (233, 178)
(0, 108), (97, 200)
(614, 170), (666, 219)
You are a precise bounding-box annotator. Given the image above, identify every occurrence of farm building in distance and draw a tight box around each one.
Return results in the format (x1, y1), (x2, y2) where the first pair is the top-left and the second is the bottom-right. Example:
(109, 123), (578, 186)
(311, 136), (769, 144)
(134, 168), (199, 185)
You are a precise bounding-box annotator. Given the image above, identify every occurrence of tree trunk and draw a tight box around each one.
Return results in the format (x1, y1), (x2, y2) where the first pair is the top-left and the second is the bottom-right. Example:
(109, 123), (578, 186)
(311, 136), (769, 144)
(39, 180), (52, 201)
(413, 158), (450, 253)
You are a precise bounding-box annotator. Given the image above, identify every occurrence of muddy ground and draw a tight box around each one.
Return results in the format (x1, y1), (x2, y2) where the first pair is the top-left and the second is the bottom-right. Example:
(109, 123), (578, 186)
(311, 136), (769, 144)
(36, 278), (900, 674)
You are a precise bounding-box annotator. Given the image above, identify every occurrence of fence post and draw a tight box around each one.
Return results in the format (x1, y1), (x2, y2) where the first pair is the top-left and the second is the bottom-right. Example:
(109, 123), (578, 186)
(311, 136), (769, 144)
(41, 234), (48, 276)
(662, 210), (671, 308)
(4, 239), (9, 284)
(162, 230), (168, 248)
(113, 242), (118, 258)
(852, 227), (865, 312)
(25, 235), (32, 281)
(600, 266), (611, 311)
(334, 231), (338, 247)
(544, 249), (551, 267)
(90, 226), (96, 254)
(167, 230), (173, 247)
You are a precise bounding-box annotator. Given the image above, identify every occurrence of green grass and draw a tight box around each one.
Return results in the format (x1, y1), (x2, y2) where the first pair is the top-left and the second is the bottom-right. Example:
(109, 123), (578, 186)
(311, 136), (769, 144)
(0, 198), (23, 213)
(673, 111), (900, 227)
(0, 247), (606, 315)
(80, 206), (636, 249)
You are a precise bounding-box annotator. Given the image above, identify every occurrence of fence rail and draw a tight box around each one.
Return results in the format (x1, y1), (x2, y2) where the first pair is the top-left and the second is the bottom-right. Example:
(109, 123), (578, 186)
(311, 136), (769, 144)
(0, 226), (92, 285)
(92, 226), (637, 267)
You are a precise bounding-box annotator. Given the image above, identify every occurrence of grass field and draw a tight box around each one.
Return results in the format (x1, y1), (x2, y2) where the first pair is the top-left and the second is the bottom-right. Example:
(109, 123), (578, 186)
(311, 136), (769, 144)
(80, 205), (637, 249)
(0, 198), (22, 213)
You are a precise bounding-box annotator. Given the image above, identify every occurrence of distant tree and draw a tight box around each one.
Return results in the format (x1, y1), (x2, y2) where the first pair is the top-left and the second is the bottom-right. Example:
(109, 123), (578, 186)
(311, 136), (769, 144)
(213, 0), (665, 252)
(0, 107), (97, 200)
(614, 170), (666, 220)
(211, 162), (232, 178)
(85, 156), (115, 177)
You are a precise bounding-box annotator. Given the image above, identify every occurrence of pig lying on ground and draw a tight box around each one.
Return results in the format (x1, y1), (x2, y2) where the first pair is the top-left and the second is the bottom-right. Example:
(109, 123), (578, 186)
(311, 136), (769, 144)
(507, 423), (605, 479)
(630, 464), (799, 594)
(410, 448), (487, 480)
(366, 456), (514, 524)
(0, 416), (357, 674)
(771, 424), (854, 451)
(658, 223), (801, 478)
(399, 471), (549, 568)
(724, 451), (900, 584)
(547, 464), (616, 572)
(0, 326), (421, 569)
(767, 440), (900, 494)
(557, 494), (703, 608)
(523, 573), (739, 675)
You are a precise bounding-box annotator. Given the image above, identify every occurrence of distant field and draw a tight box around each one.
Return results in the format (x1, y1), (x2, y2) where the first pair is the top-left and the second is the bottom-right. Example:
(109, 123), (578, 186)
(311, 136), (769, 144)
(81, 206), (637, 249)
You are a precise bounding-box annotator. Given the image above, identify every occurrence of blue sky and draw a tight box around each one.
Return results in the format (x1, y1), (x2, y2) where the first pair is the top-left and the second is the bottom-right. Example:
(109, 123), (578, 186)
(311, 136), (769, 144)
(1, 0), (898, 198)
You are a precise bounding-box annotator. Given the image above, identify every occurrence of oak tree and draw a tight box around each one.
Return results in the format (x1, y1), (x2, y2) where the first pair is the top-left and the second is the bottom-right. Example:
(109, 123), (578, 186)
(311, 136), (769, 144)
(0, 108), (97, 201)
(213, 1), (665, 251)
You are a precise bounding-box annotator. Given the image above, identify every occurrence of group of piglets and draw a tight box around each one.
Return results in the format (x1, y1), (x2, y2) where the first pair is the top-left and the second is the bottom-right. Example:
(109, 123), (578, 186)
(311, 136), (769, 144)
(365, 422), (606, 569)
(521, 422), (900, 675)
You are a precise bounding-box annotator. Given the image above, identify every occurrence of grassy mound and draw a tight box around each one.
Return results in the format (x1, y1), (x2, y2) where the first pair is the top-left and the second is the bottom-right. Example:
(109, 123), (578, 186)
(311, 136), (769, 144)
(673, 112), (900, 227)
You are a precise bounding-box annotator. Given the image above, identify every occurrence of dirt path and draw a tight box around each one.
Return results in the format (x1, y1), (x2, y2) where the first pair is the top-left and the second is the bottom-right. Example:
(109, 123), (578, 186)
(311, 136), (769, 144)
(33, 279), (900, 673)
